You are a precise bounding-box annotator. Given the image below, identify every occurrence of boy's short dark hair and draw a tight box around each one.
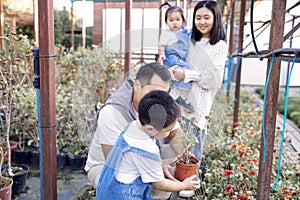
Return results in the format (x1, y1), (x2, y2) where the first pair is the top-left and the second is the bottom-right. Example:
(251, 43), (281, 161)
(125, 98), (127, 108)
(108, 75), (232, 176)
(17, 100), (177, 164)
(138, 90), (180, 130)
(136, 62), (171, 86)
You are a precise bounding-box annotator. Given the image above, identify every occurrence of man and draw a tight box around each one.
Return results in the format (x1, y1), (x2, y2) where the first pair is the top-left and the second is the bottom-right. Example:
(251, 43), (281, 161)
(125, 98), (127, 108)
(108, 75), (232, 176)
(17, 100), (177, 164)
(85, 62), (182, 199)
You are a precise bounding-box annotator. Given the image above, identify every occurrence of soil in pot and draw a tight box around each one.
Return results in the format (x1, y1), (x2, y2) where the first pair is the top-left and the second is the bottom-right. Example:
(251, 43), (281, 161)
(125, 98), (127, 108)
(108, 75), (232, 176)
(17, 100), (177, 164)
(0, 176), (13, 200)
(175, 155), (199, 181)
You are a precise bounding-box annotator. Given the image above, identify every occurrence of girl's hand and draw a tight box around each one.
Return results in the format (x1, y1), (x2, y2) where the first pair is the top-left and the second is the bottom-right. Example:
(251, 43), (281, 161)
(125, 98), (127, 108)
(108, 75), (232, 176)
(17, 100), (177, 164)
(158, 54), (166, 64)
(182, 175), (200, 190)
(172, 67), (185, 81)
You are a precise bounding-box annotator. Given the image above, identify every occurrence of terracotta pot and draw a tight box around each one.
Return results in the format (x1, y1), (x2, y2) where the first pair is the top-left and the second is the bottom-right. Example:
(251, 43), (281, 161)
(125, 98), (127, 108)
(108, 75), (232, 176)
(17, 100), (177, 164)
(0, 176), (13, 200)
(175, 155), (199, 181)
(1, 141), (19, 163)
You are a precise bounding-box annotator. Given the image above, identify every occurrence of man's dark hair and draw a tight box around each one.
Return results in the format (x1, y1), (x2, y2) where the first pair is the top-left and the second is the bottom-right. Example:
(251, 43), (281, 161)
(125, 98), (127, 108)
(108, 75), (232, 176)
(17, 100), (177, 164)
(191, 0), (226, 45)
(136, 62), (171, 86)
(138, 90), (180, 130)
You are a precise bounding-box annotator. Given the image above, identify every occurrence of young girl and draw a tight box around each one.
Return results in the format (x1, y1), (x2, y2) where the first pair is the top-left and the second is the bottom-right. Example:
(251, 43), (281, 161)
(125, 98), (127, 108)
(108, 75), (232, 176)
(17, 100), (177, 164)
(172, 0), (228, 167)
(96, 90), (199, 200)
(158, 5), (194, 111)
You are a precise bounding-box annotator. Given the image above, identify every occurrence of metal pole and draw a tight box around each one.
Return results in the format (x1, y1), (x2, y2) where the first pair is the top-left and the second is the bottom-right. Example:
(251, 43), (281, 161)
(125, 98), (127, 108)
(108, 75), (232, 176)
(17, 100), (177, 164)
(257, 0), (286, 199)
(233, 0), (246, 127)
(37, 0), (57, 199)
(125, 0), (132, 76)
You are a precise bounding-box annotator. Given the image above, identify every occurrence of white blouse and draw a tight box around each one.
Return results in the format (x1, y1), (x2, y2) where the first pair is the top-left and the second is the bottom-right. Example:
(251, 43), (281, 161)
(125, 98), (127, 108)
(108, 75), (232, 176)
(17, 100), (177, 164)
(171, 38), (228, 130)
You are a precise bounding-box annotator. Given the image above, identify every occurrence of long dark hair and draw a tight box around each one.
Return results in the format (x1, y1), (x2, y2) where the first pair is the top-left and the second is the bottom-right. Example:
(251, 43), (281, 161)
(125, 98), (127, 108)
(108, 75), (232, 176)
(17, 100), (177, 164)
(191, 0), (226, 45)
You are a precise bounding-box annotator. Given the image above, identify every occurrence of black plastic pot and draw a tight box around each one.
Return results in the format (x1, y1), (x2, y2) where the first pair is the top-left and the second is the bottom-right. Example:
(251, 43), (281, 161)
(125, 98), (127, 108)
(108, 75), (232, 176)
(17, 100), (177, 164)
(67, 154), (86, 171)
(13, 148), (31, 164)
(31, 150), (40, 168)
(57, 153), (67, 170)
(11, 164), (29, 194)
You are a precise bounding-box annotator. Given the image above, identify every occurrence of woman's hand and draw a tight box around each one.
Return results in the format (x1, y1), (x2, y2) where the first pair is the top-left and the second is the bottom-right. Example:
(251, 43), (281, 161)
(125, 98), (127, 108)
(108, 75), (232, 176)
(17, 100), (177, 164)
(172, 67), (185, 81)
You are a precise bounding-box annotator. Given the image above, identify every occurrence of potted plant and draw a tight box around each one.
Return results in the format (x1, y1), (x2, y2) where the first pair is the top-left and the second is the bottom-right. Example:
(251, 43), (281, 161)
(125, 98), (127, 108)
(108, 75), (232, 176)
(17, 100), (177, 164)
(67, 136), (88, 171)
(0, 147), (13, 200)
(174, 120), (199, 181)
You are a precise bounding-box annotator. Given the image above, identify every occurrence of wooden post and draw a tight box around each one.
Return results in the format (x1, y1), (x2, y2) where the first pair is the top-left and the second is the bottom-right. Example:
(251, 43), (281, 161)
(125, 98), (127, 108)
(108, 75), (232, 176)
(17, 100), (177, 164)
(34, 0), (39, 45)
(37, 0), (57, 199)
(233, 0), (246, 126)
(124, 0), (132, 76)
(256, 0), (286, 199)
(82, 0), (86, 49)
(226, 0), (235, 98)
(71, 0), (74, 48)
(0, 0), (4, 49)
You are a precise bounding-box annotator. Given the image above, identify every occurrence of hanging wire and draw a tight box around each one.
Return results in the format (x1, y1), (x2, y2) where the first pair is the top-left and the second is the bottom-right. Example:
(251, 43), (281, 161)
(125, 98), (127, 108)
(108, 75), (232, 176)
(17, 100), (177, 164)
(261, 55), (275, 162)
(271, 55), (298, 190)
(250, 0), (261, 55)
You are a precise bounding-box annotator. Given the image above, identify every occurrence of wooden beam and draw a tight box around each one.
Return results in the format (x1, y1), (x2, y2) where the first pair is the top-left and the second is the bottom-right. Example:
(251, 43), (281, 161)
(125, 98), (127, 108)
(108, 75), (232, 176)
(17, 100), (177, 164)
(284, 21), (300, 41)
(124, 0), (132, 76)
(38, 0), (57, 199)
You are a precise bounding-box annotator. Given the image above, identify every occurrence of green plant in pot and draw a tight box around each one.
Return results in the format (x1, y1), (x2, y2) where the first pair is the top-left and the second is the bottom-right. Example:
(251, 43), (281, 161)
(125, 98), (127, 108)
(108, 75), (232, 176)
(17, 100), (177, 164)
(175, 120), (199, 181)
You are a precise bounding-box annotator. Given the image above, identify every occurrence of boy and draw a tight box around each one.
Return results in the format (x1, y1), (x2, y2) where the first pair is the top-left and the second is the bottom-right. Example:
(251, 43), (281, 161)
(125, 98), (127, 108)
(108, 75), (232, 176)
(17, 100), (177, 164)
(96, 90), (199, 200)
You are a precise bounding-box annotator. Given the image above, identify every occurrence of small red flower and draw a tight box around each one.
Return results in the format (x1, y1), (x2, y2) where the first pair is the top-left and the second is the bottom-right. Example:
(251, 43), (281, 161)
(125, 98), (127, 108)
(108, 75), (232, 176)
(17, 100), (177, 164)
(239, 164), (247, 169)
(249, 158), (258, 163)
(283, 187), (292, 194)
(232, 122), (239, 127)
(239, 150), (246, 158)
(225, 184), (235, 193)
(231, 144), (238, 150)
(248, 170), (256, 175)
(223, 169), (234, 176)
(238, 195), (248, 200)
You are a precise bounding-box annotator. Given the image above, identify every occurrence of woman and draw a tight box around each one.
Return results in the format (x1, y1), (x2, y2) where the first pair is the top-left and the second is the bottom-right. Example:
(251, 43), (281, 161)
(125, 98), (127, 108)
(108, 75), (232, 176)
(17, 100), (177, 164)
(172, 0), (228, 164)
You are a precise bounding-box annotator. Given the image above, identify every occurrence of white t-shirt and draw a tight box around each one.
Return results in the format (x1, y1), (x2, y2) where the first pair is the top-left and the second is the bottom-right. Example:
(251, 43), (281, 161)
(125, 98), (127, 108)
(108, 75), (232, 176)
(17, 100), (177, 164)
(84, 105), (128, 172)
(115, 121), (164, 184)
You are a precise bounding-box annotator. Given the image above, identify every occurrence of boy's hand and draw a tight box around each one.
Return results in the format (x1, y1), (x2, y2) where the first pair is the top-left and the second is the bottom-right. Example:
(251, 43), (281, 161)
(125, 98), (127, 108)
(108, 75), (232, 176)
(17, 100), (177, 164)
(182, 175), (200, 190)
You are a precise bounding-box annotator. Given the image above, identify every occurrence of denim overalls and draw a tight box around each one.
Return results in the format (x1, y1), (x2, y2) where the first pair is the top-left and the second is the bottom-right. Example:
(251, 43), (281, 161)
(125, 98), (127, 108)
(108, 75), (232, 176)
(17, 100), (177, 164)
(164, 28), (192, 91)
(96, 124), (161, 200)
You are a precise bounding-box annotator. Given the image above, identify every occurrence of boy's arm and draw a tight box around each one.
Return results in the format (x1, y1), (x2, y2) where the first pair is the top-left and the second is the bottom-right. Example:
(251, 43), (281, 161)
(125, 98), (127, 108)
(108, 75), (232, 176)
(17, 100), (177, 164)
(152, 175), (199, 192)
